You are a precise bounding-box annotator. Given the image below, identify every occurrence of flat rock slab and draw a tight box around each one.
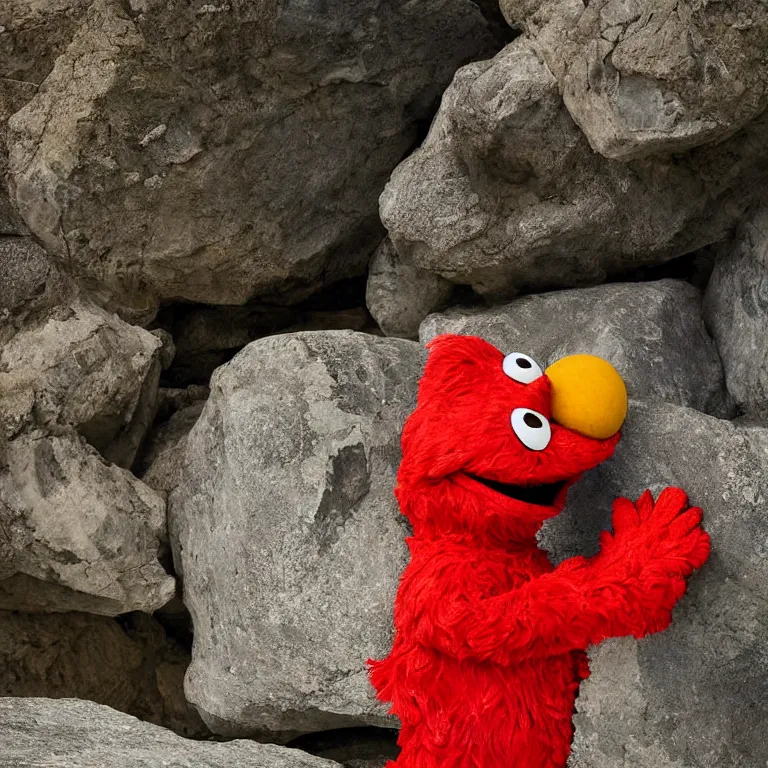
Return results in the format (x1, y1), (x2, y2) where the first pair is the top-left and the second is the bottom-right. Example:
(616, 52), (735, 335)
(421, 280), (731, 417)
(0, 698), (340, 768)
(171, 331), (422, 736)
(542, 401), (768, 768)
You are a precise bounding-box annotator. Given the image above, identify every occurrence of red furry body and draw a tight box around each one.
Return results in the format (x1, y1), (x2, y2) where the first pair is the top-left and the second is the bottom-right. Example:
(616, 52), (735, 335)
(369, 335), (710, 768)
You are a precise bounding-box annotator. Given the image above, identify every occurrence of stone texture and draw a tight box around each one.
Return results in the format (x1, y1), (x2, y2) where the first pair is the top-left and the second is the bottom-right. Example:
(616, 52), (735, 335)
(537, 400), (768, 767)
(366, 238), (453, 339)
(0, 610), (207, 737)
(0, 283), (163, 469)
(0, 429), (175, 615)
(380, 37), (768, 302)
(170, 331), (423, 736)
(500, 0), (768, 160)
(0, 697), (341, 768)
(7, 0), (496, 323)
(420, 279), (731, 417)
(704, 205), (768, 421)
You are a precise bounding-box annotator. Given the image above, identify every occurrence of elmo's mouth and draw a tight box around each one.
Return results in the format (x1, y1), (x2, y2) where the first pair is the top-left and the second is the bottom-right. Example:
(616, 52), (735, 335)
(467, 475), (566, 507)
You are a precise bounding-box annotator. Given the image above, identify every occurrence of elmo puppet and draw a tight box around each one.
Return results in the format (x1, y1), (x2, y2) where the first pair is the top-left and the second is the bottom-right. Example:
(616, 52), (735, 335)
(369, 334), (710, 768)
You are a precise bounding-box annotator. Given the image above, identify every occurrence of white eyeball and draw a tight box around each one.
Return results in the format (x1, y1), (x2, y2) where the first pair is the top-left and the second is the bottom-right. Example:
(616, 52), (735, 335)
(502, 352), (543, 384)
(511, 408), (551, 451)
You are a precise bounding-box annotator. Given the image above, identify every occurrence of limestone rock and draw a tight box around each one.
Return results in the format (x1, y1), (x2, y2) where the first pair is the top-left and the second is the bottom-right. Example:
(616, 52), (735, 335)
(0, 610), (207, 737)
(380, 37), (768, 302)
(0, 698), (341, 768)
(7, 0), (496, 323)
(366, 238), (453, 339)
(704, 205), (768, 421)
(420, 279), (731, 417)
(500, 0), (768, 160)
(170, 331), (423, 736)
(1, 81), (36, 235)
(0, 429), (175, 615)
(539, 401), (768, 767)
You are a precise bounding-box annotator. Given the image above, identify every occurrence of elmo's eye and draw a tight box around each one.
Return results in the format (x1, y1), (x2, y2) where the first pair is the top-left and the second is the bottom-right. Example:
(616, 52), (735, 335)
(511, 408), (551, 451)
(502, 353), (543, 384)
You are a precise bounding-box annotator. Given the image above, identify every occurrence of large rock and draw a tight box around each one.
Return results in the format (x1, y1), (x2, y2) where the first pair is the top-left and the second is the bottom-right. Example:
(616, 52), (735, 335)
(0, 610), (206, 737)
(539, 400), (768, 767)
(704, 205), (768, 421)
(0, 248), (163, 468)
(420, 279), (732, 417)
(380, 37), (768, 302)
(0, 698), (341, 768)
(500, 0), (768, 160)
(0, 429), (175, 615)
(170, 331), (422, 736)
(1, 82), (36, 235)
(7, 0), (496, 323)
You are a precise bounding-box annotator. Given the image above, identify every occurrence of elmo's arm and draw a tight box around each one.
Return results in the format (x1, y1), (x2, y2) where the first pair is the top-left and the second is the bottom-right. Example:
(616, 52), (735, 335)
(412, 489), (710, 664)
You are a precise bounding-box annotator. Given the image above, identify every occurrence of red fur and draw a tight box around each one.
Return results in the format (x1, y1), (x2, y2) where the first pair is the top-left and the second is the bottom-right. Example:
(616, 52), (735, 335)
(369, 335), (710, 768)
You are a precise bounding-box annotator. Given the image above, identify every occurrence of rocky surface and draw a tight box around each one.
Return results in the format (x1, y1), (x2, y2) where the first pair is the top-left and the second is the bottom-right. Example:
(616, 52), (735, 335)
(421, 279), (731, 417)
(0, 610), (206, 737)
(7, 0), (496, 323)
(366, 238), (453, 339)
(540, 400), (768, 767)
(380, 37), (768, 303)
(170, 331), (422, 736)
(0, 698), (341, 768)
(500, 0), (768, 160)
(704, 205), (768, 420)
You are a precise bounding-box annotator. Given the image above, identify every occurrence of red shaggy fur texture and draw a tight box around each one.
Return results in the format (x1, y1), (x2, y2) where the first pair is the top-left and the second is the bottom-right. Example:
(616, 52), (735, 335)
(369, 335), (710, 768)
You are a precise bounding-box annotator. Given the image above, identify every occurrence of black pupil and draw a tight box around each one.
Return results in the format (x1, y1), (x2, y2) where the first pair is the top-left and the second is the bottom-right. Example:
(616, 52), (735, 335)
(523, 412), (543, 429)
(516, 358), (532, 369)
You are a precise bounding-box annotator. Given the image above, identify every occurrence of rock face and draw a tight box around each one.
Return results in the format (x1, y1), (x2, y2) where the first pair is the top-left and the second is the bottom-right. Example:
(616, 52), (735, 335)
(0, 698), (341, 768)
(0, 610), (206, 737)
(704, 205), (768, 420)
(0, 429), (175, 615)
(366, 238), (453, 339)
(539, 401), (768, 768)
(380, 37), (768, 302)
(171, 331), (422, 736)
(500, 0), (768, 160)
(421, 279), (731, 417)
(7, 0), (496, 323)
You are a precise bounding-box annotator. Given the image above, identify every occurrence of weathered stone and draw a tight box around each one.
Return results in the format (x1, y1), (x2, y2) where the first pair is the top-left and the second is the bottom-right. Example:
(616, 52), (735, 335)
(0, 698), (341, 768)
(0, 610), (207, 737)
(421, 279), (731, 417)
(0, 293), (162, 468)
(704, 205), (768, 421)
(366, 238), (453, 339)
(537, 400), (768, 767)
(380, 37), (768, 302)
(170, 331), (423, 736)
(7, 0), (496, 323)
(0, 429), (175, 615)
(500, 0), (768, 160)
(0, 238), (54, 317)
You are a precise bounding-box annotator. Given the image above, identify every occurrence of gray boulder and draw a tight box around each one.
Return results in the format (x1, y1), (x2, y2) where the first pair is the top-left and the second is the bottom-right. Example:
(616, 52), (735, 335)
(539, 400), (768, 767)
(170, 331), (422, 736)
(366, 237), (453, 339)
(380, 37), (768, 303)
(0, 698), (341, 768)
(0, 429), (175, 615)
(7, 0), (495, 323)
(704, 205), (768, 421)
(500, 0), (768, 160)
(0, 81), (35, 235)
(421, 279), (731, 417)
(0, 610), (207, 737)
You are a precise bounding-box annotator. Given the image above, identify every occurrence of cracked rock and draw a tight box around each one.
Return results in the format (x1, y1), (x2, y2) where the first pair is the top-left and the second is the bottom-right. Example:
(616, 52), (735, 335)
(380, 37), (768, 302)
(0, 698), (341, 768)
(7, 0), (496, 323)
(170, 331), (422, 736)
(420, 279), (732, 417)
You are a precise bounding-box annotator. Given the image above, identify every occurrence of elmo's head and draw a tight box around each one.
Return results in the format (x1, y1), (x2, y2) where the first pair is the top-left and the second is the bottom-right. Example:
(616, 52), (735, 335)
(398, 335), (627, 523)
